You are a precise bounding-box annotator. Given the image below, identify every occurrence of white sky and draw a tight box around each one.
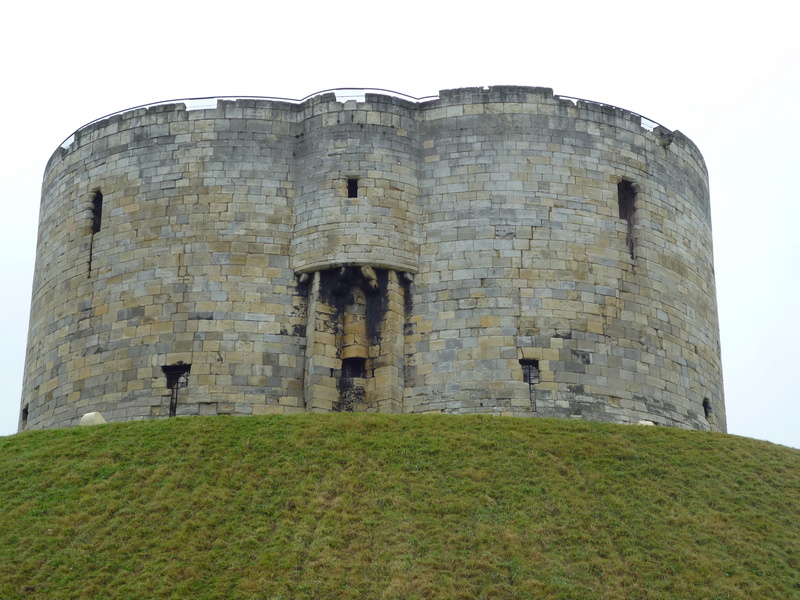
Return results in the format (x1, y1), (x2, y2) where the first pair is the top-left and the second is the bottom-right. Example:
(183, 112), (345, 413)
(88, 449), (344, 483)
(1, 1), (797, 448)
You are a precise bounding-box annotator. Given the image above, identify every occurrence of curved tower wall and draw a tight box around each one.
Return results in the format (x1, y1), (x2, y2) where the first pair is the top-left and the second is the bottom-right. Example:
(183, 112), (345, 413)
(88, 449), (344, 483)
(20, 87), (725, 432)
(24, 100), (305, 427)
(408, 88), (723, 430)
(292, 95), (421, 274)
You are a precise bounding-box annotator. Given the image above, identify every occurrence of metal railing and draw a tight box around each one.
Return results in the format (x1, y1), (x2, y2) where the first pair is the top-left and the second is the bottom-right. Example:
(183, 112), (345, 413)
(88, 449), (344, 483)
(557, 95), (664, 131)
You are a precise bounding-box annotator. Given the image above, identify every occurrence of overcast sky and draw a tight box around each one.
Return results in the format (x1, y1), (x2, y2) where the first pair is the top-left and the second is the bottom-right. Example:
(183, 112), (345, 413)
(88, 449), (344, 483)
(1, 1), (797, 448)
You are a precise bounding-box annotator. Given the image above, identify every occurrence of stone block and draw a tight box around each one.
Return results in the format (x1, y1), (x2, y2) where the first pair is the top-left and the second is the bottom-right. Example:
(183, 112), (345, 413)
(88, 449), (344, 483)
(79, 412), (107, 426)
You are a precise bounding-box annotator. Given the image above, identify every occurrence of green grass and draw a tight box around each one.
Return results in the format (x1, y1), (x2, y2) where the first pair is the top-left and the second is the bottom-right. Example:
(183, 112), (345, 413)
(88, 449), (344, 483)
(1, 414), (798, 599)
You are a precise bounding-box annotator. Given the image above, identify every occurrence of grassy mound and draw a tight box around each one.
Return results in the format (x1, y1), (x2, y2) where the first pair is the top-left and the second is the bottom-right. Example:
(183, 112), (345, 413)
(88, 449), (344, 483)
(1, 414), (798, 599)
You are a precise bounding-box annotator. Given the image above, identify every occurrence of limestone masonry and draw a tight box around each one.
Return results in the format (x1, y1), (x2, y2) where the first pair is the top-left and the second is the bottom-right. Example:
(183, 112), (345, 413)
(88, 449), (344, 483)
(19, 86), (726, 432)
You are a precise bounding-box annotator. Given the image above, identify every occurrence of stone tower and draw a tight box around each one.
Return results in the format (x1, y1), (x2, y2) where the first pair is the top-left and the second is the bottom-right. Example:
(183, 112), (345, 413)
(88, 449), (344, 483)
(20, 86), (725, 432)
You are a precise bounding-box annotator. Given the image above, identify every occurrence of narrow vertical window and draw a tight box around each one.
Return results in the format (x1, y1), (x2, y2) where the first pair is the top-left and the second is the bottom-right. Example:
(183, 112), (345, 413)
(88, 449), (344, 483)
(88, 189), (103, 277)
(91, 190), (103, 233)
(703, 398), (713, 420)
(617, 180), (636, 259)
(520, 359), (540, 412)
(162, 363), (191, 417)
(21, 405), (28, 429)
(347, 178), (359, 198)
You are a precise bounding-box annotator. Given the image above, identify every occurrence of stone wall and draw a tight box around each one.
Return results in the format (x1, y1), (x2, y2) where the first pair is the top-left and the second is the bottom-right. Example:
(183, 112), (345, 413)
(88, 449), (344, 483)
(20, 87), (725, 432)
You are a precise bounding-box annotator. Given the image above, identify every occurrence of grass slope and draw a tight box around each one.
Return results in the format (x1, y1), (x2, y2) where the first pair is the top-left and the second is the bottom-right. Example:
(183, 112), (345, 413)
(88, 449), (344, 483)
(0, 415), (798, 600)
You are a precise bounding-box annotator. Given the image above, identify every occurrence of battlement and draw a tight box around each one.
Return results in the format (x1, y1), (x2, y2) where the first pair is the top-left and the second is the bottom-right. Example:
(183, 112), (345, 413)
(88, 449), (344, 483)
(22, 86), (724, 432)
(54, 86), (696, 154)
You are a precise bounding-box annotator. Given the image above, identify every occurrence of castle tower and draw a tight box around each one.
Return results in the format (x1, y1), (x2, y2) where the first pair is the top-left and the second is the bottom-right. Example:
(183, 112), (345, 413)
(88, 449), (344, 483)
(20, 87), (725, 432)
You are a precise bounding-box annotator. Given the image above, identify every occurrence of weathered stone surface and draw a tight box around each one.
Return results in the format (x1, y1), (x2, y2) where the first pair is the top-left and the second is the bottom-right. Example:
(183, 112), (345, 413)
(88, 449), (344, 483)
(19, 87), (725, 433)
(79, 412), (107, 426)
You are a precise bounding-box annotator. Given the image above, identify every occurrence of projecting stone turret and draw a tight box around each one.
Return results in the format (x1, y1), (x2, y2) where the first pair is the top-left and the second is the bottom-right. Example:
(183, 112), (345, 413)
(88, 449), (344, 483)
(20, 86), (725, 432)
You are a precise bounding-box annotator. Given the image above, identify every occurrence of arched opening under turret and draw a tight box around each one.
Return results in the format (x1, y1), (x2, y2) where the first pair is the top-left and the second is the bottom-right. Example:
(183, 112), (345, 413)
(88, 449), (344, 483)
(302, 267), (408, 413)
